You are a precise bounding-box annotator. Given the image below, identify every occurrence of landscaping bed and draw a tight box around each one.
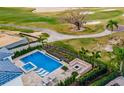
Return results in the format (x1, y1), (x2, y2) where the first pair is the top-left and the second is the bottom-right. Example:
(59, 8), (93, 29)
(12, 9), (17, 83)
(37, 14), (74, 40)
(48, 43), (118, 86)
(12, 45), (42, 59)
(43, 44), (77, 63)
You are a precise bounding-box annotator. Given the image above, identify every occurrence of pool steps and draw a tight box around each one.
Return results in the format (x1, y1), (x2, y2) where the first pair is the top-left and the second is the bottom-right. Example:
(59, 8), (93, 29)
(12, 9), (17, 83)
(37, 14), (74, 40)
(39, 70), (46, 75)
(41, 72), (49, 77)
(35, 68), (49, 77)
(35, 68), (43, 73)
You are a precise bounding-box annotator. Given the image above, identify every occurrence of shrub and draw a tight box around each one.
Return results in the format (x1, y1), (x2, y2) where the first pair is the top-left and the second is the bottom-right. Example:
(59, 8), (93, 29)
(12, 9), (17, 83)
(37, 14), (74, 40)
(72, 71), (79, 77)
(77, 66), (108, 86)
(62, 66), (68, 71)
(90, 71), (119, 86)
(12, 45), (42, 58)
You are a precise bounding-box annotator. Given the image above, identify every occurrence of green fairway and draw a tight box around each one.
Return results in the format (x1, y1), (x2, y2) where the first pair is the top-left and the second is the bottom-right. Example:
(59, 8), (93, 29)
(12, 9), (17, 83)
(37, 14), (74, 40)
(0, 8), (58, 24)
(0, 25), (34, 33)
(86, 10), (123, 20)
(0, 7), (124, 35)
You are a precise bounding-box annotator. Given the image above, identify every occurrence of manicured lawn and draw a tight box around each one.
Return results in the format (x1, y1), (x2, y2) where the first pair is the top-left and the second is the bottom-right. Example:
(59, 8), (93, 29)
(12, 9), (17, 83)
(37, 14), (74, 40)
(52, 31), (124, 69)
(0, 7), (104, 35)
(53, 37), (107, 51)
(0, 8), (58, 24)
(50, 8), (123, 21)
(86, 10), (123, 21)
(56, 31), (124, 51)
(0, 7), (124, 35)
(22, 8), (124, 35)
(22, 23), (104, 35)
(0, 25), (34, 33)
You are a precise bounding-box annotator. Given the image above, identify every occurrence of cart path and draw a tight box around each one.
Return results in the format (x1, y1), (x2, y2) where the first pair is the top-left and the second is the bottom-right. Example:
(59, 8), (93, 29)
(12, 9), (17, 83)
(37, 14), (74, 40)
(0, 24), (113, 52)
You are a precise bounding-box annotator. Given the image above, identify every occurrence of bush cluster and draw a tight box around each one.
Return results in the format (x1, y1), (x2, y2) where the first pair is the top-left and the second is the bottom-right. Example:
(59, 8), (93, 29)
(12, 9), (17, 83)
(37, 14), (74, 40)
(77, 67), (107, 86)
(12, 45), (42, 58)
(90, 71), (119, 86)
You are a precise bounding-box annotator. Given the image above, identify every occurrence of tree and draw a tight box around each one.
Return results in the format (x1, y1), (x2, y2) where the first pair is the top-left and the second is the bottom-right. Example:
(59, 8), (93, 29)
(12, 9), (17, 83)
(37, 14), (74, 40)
(20, 34), (31, 48)
(91, 51), (101, 67)
(79, 47), (89, 56)
(113, 47), (124, 75)
(72, 71), (79, 77)
(25, 36), (31, 48)
(106, 20), (119, 31)
(107, 51), (116, 72)
(38, 33), (50, 47)
(62, 10), (87, 31)
(92, 51), (101, 59)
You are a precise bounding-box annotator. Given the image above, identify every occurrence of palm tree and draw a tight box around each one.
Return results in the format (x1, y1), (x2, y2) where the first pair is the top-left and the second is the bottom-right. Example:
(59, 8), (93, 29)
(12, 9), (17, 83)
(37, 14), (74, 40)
(91, 51), (101, 67)
(26, 36), (31, 48)
(106, 20), (119, 31)
(107, 52), (116, 72)
(92, 51), (101, 59)
(113, 47), (124, 75)
(19, 33), (31, 48)
(79, 47), (89, 55)
(38, 33), (49, 47)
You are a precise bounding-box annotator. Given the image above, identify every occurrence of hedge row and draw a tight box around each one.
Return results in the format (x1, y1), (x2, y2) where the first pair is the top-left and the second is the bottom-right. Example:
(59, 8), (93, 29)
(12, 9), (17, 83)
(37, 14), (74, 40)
(77, 66), (108, 86)
(12, 45), (42, 58)
(90, 71), (119, 86)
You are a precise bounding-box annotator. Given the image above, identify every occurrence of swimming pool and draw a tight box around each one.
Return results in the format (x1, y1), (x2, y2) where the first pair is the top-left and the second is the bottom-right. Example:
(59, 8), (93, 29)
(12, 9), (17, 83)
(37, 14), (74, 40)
(20, 51), (62, 75)
(21, 62), (37, 73)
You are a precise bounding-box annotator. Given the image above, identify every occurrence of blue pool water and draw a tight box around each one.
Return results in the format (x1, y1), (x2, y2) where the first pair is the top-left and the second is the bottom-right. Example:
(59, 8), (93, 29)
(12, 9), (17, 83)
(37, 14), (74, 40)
(22, 63), (35, 71)
(20, 51), (62, 73)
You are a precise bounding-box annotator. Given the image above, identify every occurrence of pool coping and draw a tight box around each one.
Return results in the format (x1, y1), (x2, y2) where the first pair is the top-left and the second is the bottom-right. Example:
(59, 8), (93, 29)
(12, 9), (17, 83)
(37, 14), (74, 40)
(14, 49), (63, 78)
(20, 62), (37, 73)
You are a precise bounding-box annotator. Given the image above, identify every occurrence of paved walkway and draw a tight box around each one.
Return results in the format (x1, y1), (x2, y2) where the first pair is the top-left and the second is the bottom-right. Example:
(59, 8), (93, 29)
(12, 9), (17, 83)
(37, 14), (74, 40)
(0, 24), (113, 52)
(106, 76), (124, 86)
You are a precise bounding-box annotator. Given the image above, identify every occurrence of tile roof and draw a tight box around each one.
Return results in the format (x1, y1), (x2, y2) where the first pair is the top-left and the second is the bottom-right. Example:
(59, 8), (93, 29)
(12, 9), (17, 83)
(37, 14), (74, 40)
(0, 71), (22, 86)
(0, 59), (22, 72)
(0, 48), (23, 86)
(0, 47), (13, 60)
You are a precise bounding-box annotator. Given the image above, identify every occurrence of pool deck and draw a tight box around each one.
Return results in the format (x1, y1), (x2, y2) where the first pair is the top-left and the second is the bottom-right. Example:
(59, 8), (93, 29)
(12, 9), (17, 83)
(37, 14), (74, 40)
(13, 50), (92, 86)
(13, 49), (65, 85)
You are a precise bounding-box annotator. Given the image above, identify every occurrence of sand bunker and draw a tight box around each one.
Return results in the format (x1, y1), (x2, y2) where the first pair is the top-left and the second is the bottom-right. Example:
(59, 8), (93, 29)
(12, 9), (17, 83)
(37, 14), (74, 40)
(33, 7), (78, 13)
(86, 21), (101, 25)
(101, 9), (117, 12)
(80, 11), (95, 15)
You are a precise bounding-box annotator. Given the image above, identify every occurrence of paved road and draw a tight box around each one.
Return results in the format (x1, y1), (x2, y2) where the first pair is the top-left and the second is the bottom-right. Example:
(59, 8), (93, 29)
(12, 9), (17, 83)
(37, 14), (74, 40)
(0, 24), (113, 52)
